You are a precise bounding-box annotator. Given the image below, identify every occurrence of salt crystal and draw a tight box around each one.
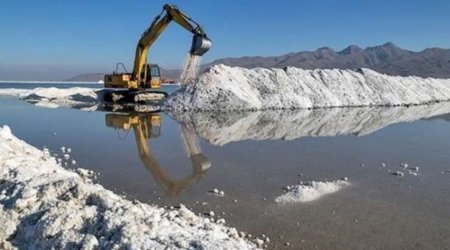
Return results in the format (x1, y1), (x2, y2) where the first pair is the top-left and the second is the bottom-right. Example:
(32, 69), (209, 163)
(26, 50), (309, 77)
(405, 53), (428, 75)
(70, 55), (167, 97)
(392, 171), (404, 177)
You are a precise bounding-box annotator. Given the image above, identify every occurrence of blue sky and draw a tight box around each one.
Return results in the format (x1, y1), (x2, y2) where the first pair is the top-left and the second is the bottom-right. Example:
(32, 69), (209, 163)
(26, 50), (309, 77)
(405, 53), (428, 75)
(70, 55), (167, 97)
(0, 0), (449, 76)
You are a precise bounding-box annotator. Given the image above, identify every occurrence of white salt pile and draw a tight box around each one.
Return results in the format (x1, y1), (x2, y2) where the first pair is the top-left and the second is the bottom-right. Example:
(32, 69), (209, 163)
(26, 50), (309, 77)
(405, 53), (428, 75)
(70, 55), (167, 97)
(0, 87), (103, 109)
(275, 179), (350, 203)
(3, 64), (450, 113)
(0, 125), (257, 249)
(165, 64), (450, 111)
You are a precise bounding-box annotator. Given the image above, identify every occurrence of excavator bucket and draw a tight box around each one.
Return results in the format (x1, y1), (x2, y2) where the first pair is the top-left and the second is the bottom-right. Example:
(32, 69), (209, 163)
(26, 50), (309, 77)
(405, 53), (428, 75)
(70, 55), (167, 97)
(190, 35), (212, 56)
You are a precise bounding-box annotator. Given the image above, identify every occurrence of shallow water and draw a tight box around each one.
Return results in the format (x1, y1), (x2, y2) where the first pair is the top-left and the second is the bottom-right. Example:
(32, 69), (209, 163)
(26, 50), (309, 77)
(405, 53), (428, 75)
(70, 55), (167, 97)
(1, 89), (450, 249)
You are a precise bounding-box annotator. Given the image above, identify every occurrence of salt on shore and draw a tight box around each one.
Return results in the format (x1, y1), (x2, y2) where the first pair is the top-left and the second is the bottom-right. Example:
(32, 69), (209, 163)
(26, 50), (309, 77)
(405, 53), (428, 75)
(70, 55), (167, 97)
(0, 87), (102, 109)
(0, 125), (257, 249)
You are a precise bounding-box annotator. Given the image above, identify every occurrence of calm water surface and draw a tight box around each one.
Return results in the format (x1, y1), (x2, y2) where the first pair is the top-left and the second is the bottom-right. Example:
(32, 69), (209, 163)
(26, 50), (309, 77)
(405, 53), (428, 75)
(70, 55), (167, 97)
(1, 84), (450, 249)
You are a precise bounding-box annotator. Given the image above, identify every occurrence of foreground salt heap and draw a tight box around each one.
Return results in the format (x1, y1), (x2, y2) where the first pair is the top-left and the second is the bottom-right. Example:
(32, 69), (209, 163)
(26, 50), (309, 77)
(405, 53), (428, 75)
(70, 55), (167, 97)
(0, 125), (256, 249)
(165, 64), (450, 111)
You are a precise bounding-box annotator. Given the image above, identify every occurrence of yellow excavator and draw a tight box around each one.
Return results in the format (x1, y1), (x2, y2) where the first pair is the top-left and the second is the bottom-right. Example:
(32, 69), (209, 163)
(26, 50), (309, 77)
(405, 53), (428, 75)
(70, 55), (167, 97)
(104, 4), (212, 103)
(105, 112), (210, 196)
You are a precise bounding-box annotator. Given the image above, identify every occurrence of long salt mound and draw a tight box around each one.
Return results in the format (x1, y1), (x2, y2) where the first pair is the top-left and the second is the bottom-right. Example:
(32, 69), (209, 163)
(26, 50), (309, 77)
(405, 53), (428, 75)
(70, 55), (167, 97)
(165, 65), (450, 111)
(0, 87), (104, 110)
(0, 125), (256, 249)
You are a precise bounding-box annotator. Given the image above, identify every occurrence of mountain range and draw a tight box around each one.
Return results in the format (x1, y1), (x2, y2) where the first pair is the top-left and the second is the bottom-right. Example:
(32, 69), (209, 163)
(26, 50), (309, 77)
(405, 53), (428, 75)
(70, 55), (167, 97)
(67, 42), (450, 81)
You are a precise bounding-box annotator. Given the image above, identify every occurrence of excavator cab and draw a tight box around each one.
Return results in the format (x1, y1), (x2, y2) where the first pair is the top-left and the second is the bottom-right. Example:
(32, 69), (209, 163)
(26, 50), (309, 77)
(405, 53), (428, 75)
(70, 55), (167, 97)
(140, 64), (161, 89)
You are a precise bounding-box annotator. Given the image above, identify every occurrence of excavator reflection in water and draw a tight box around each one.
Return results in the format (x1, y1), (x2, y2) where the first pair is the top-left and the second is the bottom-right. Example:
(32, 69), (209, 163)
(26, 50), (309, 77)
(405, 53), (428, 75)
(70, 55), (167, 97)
(105, 112), (210, 197)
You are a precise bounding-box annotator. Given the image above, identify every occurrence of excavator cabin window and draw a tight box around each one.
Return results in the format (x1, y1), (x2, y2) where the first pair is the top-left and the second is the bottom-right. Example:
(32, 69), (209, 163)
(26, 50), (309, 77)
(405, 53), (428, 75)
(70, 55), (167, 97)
(150, 65), (160, 78)
(141, 64), (160, 80)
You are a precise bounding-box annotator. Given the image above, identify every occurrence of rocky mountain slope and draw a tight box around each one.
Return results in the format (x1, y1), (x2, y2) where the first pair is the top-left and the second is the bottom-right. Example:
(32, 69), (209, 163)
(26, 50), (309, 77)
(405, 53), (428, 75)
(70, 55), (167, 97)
(66, 43), (450, 82)
(205, 43), (450, 79)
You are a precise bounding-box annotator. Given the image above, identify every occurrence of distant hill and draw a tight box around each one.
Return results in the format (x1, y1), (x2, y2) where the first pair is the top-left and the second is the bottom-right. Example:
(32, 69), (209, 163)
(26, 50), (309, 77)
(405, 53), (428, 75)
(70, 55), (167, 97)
(66, 73), (105, 82)
(204, 42), (450, 79)
(67, 43), (450, 81)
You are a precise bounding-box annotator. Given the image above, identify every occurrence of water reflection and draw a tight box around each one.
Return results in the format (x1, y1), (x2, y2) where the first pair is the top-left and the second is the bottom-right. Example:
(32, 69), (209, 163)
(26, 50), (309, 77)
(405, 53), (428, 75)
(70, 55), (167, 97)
(105, 113), (210, 196)
(169, 103), (450, 145)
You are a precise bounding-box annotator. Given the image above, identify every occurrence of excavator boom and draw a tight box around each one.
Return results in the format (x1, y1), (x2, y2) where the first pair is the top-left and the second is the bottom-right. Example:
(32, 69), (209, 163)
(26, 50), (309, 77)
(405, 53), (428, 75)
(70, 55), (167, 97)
(104, 4), (211, 102)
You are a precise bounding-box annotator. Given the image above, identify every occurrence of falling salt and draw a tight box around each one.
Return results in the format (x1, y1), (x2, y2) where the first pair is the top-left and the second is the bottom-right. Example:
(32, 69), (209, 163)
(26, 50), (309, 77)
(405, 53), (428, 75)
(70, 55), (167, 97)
(180, 54), (202, 85)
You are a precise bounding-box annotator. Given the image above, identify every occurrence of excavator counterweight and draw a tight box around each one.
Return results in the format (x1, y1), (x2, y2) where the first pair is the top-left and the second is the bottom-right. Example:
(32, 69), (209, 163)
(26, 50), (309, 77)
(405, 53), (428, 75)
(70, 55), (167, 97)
(104, 4), (212, 103)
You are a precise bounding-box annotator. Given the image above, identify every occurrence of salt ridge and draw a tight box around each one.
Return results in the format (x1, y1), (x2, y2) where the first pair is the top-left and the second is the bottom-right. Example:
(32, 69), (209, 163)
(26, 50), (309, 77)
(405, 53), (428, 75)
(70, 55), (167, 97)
(165, 64), (450, 111)
(0, 125), (257, 249)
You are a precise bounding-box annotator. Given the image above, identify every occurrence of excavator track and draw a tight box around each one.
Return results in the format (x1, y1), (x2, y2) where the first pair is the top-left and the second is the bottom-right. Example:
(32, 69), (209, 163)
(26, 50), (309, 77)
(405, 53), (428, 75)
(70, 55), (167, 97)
(103, 90), (168, 104)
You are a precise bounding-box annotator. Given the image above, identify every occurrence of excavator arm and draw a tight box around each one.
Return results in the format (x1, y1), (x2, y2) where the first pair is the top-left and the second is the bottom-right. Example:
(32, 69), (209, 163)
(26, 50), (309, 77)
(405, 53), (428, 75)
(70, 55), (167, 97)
(133, 4), (211, 80)
(104, 4), (211, 102)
